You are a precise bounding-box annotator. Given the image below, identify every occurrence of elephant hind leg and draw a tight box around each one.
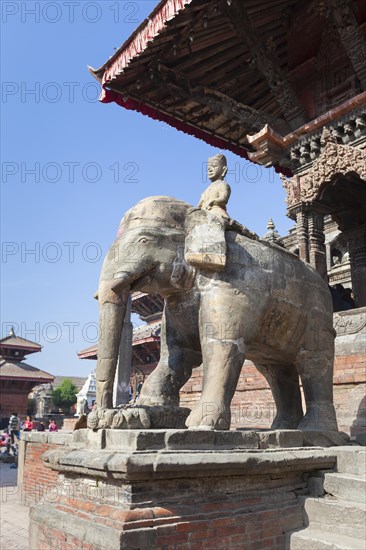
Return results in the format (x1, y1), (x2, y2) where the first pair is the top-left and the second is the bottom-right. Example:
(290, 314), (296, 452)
(138, 348), (202, 407)
(255, 363), (303, 429)
(295, 350), (338, 432)
(186, 340), (245, 430)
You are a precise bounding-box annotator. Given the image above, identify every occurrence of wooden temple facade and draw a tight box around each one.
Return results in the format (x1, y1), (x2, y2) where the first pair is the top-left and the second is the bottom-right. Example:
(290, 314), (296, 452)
(86, 0), (366, 436)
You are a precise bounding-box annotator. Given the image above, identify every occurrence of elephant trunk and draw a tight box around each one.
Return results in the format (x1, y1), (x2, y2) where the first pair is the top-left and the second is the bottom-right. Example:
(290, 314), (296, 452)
(96, 286), (129, 409)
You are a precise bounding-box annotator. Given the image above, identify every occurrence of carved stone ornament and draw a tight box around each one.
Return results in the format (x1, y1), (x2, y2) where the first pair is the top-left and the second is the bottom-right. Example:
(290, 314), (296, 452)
(283, 129), (366, 206)
(280, 173), (300, 207)
(333, 310), (366, 336)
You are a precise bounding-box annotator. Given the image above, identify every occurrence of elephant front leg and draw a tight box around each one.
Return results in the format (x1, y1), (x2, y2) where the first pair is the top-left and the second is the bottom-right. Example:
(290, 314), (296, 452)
(96, 300), (127, 409)
(186, 336), (245, 431)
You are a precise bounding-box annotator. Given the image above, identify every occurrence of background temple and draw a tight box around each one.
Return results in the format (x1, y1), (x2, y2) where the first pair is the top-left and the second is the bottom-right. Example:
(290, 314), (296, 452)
(0, 328), (54, 427)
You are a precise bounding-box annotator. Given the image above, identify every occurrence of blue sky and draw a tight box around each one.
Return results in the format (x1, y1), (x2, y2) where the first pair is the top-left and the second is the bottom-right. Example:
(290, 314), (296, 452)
(1, 1), (293, 377)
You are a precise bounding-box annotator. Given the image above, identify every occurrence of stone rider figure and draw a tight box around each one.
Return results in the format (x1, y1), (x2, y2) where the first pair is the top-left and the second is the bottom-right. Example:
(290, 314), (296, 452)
(198, 154), (231, 220)
(185, 154), (231, 270)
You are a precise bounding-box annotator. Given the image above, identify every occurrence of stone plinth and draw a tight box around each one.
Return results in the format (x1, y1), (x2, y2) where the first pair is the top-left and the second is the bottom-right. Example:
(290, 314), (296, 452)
(27, 430), (340, 549)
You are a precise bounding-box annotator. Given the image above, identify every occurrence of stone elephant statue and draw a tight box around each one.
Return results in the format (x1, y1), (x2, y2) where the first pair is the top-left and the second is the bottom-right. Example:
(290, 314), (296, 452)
(93, 196), (337, 432)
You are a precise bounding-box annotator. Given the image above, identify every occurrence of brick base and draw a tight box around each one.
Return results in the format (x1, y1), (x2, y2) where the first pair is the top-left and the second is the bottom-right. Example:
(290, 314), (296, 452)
(30, 495), (304, 550)
(24, 432), (337, 550)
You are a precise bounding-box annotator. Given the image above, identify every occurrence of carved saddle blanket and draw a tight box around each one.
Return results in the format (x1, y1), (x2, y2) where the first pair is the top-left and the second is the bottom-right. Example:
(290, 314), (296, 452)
(184, 208), (258, 271)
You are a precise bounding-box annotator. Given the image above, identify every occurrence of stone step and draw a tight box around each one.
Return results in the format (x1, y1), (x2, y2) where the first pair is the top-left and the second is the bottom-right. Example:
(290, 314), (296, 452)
(324, 472), (366, 504)
(304, 497), (366, 540)
(331, 446), (366, 476)
(287, 527), (366, 549)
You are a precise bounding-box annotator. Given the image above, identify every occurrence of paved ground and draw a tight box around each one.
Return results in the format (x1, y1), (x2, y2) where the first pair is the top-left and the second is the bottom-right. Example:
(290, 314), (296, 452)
(0, 462), (29, 550)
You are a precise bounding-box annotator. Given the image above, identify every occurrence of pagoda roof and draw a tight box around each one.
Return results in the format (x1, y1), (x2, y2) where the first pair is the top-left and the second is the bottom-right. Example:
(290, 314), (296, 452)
(77, 344), (98, 360)
(0, 358), (54, 383)
(78, 321), (161, 360)
(132, 321), (161, 345)
(0, 330), (42, 354)
(132, 292), (163, 321)
(89, 0), (366, 173)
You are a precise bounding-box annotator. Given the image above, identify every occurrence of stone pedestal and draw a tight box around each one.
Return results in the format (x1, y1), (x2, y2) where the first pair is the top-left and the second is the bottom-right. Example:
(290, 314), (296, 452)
(28, 429), (341, 550)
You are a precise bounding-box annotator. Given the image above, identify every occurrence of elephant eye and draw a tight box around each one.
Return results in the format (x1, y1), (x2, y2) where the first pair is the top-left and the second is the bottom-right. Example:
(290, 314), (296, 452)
(137, 238), (148, 244)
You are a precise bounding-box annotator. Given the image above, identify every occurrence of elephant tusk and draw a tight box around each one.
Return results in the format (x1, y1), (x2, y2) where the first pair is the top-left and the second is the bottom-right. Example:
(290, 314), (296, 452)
(111, 273), (131, 293)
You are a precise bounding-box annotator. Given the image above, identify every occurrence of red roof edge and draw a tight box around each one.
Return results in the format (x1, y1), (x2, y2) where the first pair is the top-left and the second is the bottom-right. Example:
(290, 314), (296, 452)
(90, 0), (194, 82)
(0, 344), (41, 352)
(133, 336), (160, 346)
(101, 88), (251, 160)
(99, 89), (291, 176)
(78, 351), (97, 360)
(0, 375), (54, 382)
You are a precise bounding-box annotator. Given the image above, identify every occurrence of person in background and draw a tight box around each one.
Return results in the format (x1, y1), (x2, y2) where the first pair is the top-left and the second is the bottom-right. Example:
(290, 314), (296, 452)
(0, 433), (8, 447)
(49, 419), (58, 432)
(8, 412), (20, 443)
(135, 381), (143, 402)
(6, 413), (20, 453)
(22, 416), (33, 432)
(37, 422), (46, 432)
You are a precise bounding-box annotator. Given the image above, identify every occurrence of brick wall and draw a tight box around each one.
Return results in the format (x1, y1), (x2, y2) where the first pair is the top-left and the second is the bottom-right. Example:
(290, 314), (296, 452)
(180, 354), (366, 436)
(0, 392), (29, 424)
(180, 364), (276, 430)
(31, 524), (94, 550)
(18, 433), (72, 505)
(31, 495), (304, 550)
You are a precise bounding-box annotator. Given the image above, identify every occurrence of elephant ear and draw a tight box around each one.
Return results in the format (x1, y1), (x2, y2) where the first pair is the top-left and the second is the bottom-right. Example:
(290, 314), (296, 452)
(184, 208), (227, 271)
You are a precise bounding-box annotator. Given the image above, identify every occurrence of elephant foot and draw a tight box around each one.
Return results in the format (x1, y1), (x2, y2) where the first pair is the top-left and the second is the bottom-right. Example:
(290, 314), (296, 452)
(271, 413), (303, 430)
(297, 403), (338, 432)
(112, 407), (151, 429)
(87, 404), (190, 430)
(87, 405), (118, 430)
(186, 401), (231, 430)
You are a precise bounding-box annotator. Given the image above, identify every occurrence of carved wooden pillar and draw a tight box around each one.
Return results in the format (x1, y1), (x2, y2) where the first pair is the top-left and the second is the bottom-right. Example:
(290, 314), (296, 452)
(295, 208), (309, 263)
(308, 208), (327, 279)
(325, 242), (332, 273)
(348, 230), (366, 307)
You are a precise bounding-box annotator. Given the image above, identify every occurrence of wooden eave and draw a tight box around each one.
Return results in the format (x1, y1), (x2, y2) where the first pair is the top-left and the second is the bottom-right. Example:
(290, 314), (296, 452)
(90, 0), (366, 171)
